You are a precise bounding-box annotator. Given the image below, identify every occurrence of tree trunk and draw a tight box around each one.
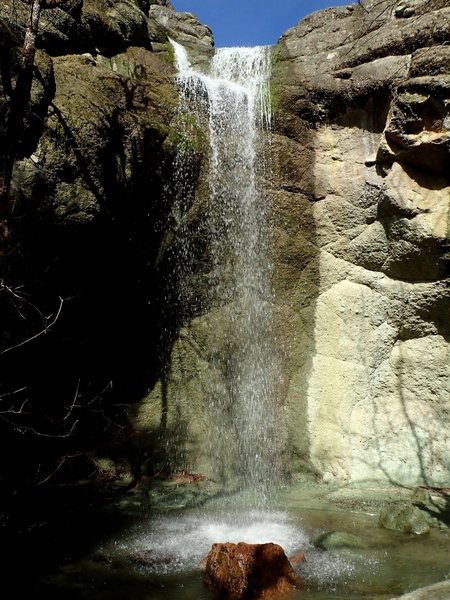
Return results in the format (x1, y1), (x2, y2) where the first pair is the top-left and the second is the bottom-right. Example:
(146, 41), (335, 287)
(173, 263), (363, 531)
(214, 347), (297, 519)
(0, 0), (42, 266)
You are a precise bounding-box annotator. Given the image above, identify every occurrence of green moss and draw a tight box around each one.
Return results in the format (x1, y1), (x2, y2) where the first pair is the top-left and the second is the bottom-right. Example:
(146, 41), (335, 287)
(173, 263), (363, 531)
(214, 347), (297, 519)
(269, 79), (281, 114)
(152, 41), (176, 65)
(166, 42), (175, 65)
(269, 46), (285, 115)
(271, 45), (283, 66)
(164, 111), (208, 155)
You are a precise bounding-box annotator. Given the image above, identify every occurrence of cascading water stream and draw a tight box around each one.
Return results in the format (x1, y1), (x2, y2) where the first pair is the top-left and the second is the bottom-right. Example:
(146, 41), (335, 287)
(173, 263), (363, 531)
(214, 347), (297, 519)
(171, 41), (281, 507)
(109, 45), (380, 589)
(112, 44), (310, 572)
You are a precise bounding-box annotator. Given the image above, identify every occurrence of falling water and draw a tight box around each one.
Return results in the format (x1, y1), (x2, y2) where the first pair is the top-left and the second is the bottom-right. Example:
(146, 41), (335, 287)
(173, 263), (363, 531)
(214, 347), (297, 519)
(170, 41), (281, 507)
(106, 44), (377, 587)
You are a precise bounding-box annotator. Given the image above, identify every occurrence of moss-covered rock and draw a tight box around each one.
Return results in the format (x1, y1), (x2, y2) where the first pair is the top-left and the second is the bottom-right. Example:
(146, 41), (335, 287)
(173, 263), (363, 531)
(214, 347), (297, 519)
(379, 503), (431, 535)
(312, 530), (369, 552)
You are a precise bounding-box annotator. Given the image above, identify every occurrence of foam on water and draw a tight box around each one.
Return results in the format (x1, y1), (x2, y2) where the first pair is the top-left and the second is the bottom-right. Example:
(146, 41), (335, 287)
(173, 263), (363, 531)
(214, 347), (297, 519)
(118, 509), (308, 574)
(113, 507), (380, 593)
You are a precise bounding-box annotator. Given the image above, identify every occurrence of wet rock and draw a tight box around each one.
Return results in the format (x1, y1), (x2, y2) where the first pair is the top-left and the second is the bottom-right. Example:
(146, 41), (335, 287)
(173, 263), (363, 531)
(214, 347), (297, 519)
(390, 579), (450, 599)
(312, 530), (368, 551)
(289, 551), (306, 566)
(149, 4), (213, 53)
(203, 542), (303, 599)
(379, 503), (431, 535)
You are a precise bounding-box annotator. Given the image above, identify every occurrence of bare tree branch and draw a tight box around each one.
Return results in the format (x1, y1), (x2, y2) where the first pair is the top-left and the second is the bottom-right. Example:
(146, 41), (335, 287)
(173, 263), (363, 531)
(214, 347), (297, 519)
(15, 418), (79, 438)
(1, 279), (46, 323)
(357, 0), (370, 13)
(63, 379), (81, 421)
(0, 295), (65, 355)
(37, 451), (83, 485)
(86, 381), (113, 406)
(0, 386), (28, 400)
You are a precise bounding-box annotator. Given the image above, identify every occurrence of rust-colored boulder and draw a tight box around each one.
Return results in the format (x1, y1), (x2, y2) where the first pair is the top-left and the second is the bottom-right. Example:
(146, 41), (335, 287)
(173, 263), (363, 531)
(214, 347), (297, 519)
(203, 542), (303, 599)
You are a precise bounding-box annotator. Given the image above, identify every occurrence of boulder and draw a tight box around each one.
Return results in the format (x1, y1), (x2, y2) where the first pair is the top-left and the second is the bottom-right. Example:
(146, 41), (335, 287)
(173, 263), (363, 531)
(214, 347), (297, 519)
(390, 580), (450, 599)
(312, 530), (368, 551)
(149, 4), (213, 53)
(203, 542), (303, 599)
(379, 503), (431, 534)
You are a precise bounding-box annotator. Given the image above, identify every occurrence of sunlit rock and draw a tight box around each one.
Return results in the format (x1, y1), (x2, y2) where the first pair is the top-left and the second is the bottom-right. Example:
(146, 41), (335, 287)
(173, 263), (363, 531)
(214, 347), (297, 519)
(271, 0), (450, 487)
(203, 542), (303, 599)
(379, 503), (431, 535)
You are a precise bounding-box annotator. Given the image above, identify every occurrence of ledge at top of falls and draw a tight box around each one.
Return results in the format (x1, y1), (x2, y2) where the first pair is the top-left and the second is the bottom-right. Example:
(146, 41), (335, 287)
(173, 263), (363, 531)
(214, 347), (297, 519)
(0, 0), (213, 57)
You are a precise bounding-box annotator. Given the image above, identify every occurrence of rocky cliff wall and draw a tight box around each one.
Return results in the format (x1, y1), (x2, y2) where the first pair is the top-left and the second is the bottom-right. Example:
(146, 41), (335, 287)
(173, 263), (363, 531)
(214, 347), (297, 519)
(0, 0), (448, 496)
(136, 0), (449, 488)
(0, 0), (212, 497)
(114, 0), (450, 489)
(271, 0), (449, 485)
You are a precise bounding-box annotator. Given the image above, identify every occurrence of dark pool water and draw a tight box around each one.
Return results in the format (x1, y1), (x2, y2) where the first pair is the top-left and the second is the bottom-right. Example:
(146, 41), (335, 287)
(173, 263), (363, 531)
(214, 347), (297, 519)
(4, 483), (450, 599)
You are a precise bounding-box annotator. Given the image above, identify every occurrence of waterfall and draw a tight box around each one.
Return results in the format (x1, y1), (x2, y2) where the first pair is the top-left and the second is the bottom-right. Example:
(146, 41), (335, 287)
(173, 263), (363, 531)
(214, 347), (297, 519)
(115, 44), (307, 578)
(171, 41), (280, 506)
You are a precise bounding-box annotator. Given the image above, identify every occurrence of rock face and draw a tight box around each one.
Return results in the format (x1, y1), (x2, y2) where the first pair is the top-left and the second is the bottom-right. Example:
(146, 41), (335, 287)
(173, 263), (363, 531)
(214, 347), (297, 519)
(203, 542), (302, 599)
(269, 0), (450, 486)
(0, 0), (449, 502)
(149, 4), (213, 53)
(139, 0), (449, 489)
(0, 0), (206, 497)
(125, 0), (450, 489)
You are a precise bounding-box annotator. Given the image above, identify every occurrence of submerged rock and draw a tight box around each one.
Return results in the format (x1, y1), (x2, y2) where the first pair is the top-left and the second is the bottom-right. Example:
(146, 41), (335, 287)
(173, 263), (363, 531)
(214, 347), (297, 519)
(312, 530), (368, 551)
(203, 542), (303, 599)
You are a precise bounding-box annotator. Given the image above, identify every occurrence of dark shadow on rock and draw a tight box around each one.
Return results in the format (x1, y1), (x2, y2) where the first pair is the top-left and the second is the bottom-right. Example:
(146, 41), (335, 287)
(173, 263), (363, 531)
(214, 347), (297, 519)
(413, 487), (450, 527)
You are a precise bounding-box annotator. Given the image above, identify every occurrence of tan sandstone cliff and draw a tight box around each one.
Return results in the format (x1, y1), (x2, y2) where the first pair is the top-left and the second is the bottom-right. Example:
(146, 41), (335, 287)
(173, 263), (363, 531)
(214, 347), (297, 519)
(271, 0), (449, 485)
